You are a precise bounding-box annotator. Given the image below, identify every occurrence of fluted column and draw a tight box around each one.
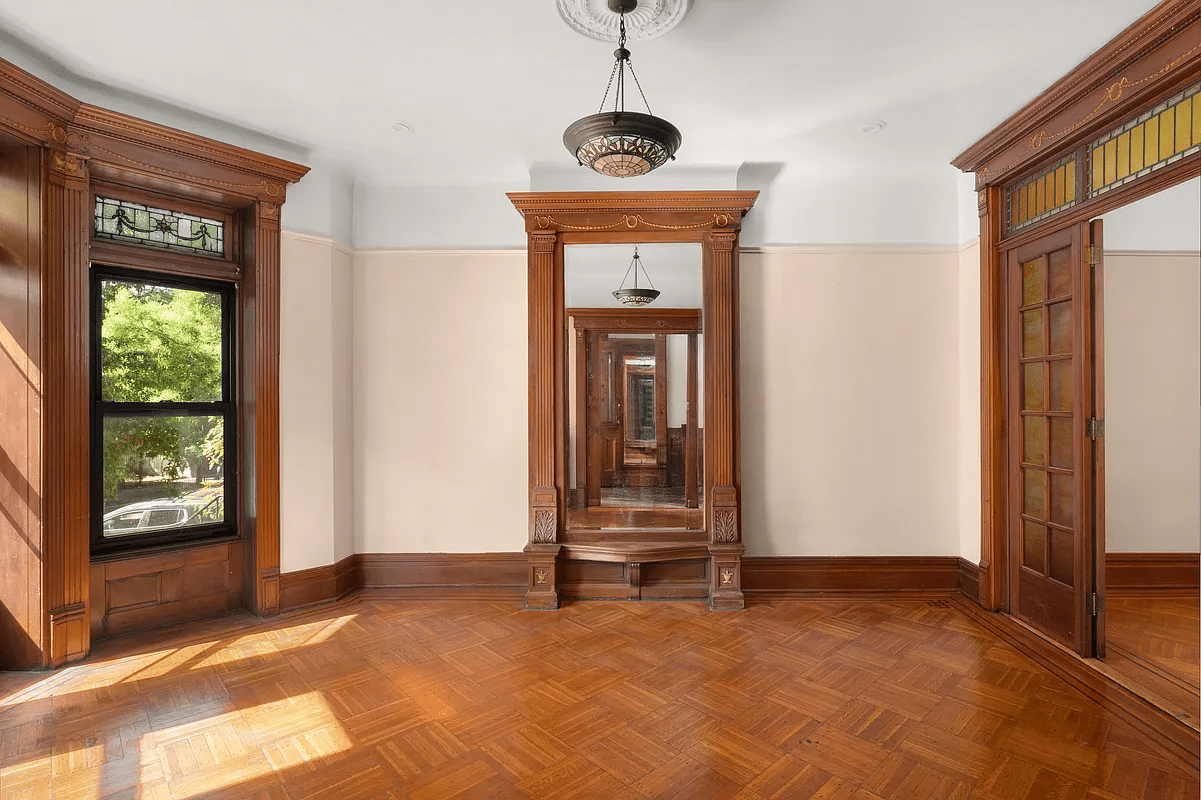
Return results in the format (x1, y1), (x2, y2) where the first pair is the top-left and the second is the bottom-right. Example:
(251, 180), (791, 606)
(43, 147), (91, 664)
(705, 229), (744, 609)
(525, 231), (562, 609)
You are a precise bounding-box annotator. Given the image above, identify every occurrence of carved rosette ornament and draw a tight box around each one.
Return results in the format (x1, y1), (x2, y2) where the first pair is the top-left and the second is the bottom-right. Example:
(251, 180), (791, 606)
(713, 509), (738, 543)
(532, 509), (557, 543)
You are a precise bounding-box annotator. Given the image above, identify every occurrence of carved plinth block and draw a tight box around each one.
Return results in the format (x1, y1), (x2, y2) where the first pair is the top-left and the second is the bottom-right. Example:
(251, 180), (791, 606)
(525, 544), (562, 610)
(709, 544), (744, 610)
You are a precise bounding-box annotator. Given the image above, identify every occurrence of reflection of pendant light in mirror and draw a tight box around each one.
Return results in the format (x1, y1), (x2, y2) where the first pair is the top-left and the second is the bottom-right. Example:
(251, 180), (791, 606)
(612, 246), (660, 306)
(563, 0), (682, 177)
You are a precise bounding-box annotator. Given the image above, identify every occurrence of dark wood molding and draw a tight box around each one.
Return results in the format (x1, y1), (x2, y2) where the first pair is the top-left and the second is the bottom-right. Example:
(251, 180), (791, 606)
(953, 1), (1201, 189)
(742, 556), (961, 598)
(958, 1), (1201, 650)
(0, 55), (308, 666)
(279, 556), (358, 611)
(278, 553), (984, 606)
(953, 594), (1200, 779)
(509, 191), (757, 612)
(957, 557), (981, 603)
(357, 553), (527, 599)
(89, 541), (245, 638)
(1106, 552), (1200, 595)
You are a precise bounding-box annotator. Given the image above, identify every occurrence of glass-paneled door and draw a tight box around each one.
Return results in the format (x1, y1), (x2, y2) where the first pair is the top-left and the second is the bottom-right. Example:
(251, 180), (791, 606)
(1006, 221), (1104, 656)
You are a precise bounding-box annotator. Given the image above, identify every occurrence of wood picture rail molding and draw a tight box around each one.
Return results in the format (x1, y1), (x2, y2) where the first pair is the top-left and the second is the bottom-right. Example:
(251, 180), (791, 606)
(0, 54), (308, 669)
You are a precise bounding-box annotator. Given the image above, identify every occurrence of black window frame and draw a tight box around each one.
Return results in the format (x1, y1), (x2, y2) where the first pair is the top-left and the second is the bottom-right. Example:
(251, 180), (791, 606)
(89, 264), (239, 557)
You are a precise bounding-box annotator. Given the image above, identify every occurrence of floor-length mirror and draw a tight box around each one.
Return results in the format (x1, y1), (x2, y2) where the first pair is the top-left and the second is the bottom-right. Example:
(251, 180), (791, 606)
(564, 243), (704, 532)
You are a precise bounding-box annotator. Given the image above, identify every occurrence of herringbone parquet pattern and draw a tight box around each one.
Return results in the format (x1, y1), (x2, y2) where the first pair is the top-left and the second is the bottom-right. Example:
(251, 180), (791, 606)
(1, 597), (1197, 799)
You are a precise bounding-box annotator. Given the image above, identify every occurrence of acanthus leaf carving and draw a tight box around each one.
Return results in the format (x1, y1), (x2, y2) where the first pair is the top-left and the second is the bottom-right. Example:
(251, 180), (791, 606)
(713, 509), (738, 543)
(532, 509), (557, 543)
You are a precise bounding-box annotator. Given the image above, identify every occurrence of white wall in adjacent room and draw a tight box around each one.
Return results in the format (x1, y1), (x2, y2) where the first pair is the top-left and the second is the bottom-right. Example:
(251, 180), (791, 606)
(1103, 250), (1200, 553)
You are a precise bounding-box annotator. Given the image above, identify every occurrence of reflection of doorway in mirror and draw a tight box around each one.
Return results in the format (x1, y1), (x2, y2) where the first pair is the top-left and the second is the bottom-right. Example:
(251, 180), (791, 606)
(566, 309), (702, 530)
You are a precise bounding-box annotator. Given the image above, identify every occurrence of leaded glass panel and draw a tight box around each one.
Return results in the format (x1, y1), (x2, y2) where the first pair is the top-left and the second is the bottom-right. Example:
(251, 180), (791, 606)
(94, 196), (225, 257)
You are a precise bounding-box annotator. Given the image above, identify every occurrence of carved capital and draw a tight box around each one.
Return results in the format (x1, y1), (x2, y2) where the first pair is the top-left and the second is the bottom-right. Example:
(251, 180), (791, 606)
(49, 151), (86, 178)
(709, 231), (737, 251)
(530, 233), (557, 253)
(258, 201), (280, 221)
(977, 189), (989, 219)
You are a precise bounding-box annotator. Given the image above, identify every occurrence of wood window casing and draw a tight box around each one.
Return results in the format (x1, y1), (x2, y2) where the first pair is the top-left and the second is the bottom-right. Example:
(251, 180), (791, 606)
(953, 1), (1201, 639)
(0, 56), (308, 668)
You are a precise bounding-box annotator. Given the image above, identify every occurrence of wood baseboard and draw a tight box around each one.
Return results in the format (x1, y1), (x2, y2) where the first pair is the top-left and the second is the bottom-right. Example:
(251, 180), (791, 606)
(356, 553), (526, 599)
(952, 595), (1199, 778)
(1106, 552), (1200, 596)
(279, 555), (357, 611)
(958, 557), (980, 602)
(280, 554), (975, 608)
(742, 556), (961, 598)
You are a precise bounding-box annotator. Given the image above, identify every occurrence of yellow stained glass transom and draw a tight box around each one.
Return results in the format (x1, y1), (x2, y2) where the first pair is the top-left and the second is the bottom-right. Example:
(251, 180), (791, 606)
(1090, 82), (1201, 197)
(1007, 154), (1078, 232)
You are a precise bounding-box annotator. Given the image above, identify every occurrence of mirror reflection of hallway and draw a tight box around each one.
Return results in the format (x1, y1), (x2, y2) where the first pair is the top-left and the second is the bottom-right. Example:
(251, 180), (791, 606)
(1096, 177), (1201, 730)
(564, 243), (704, 532)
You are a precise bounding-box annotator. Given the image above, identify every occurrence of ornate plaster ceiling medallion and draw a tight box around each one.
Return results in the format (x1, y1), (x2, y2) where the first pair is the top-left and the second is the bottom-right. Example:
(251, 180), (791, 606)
(556, 0), (691, 42)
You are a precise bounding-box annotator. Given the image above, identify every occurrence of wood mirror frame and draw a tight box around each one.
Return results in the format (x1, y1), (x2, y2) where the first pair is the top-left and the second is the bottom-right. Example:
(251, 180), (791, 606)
(507, 191), (758, 609)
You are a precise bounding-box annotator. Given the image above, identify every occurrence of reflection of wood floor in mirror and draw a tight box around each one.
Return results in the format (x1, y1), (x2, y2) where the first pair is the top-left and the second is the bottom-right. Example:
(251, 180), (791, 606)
(567, 486), (704, 531)
(601, 486), (689, 508)
(1098, 594), (1200, 732)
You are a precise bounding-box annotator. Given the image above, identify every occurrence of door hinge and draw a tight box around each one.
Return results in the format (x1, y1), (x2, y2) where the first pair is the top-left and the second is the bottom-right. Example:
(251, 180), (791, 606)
(1091, 593), (1105, 616)
(1088, 418), (1104, 439)
(1088, 244), (1099, 268)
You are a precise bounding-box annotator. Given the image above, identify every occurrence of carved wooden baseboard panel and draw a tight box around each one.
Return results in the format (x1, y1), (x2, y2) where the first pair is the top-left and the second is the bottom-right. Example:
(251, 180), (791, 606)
(89, 541), (245, 637)
(1107, 552), (1200, 596)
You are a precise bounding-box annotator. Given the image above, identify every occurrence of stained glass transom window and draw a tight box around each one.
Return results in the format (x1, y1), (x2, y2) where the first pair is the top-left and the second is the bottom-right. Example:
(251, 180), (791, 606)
(1089, 81), (1201, 197)
(94, 196), (225, 257)
(1006, 153), (1078, 232)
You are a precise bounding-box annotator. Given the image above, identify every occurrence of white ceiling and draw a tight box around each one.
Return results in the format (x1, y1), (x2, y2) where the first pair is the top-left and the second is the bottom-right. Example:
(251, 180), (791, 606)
(0, 0), (1156, 187)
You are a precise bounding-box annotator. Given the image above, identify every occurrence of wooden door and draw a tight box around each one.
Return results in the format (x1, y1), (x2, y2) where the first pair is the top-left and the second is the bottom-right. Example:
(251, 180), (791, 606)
(1006, 222), (1101, 656)
(1088, 220), (1106, 658)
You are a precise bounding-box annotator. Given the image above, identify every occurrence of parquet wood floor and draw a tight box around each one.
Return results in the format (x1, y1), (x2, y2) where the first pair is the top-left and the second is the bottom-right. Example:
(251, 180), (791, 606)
(1102, 595), (1200, 732)
(2, 597), (1198, 799)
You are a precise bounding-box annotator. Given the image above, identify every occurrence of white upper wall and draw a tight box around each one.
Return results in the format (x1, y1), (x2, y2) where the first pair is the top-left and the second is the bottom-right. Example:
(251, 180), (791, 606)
(1101, 178), (1201, 251)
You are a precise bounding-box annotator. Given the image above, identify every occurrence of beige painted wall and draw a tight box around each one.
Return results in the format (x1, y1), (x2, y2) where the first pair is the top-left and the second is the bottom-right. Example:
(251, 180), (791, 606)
(283, 242), (970, 563)
(740, 247), (961, 556)
(958, 239), (982, 563)
(1104, 251), (1200, 553)
(279, 233), (355, 571)
(352, 250), (528, 553)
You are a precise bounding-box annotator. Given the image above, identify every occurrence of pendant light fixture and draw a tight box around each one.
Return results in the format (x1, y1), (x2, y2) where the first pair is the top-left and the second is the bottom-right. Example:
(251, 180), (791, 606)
(612, 246), (660, 306)
(563, 0), (682, 178)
